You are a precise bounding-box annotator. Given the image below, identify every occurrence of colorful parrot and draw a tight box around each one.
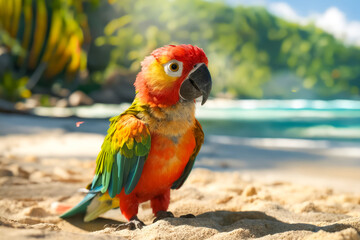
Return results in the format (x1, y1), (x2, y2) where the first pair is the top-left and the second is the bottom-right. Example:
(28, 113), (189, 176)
(60, 44), (212, 229)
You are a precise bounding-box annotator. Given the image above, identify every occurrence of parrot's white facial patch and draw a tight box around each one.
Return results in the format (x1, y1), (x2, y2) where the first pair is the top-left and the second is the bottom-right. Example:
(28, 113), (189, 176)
(163, 60), (183, 77)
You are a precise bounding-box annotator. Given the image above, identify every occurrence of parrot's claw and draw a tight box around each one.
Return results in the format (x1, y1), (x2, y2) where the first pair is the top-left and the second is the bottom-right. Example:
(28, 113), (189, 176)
(180, 213), (196, 218)
(153, 211), (174, 223)
(105, 216), (145, 230)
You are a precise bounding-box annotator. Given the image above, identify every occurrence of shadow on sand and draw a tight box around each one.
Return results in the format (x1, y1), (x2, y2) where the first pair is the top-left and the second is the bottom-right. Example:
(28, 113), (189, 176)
(61, 210), (356, 237)
(61, 214), (124, 232)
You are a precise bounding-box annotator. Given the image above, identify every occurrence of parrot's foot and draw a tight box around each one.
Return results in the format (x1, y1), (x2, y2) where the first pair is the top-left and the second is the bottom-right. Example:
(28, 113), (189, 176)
(180, 213), (196, 218)
(153, 211), (174, 223)
(105, 216), (145, 230)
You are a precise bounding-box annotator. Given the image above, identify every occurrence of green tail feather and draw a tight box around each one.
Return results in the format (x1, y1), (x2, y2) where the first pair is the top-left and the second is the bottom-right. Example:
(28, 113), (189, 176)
(60, 186), (102, 219)
(125, 155), (146, 194)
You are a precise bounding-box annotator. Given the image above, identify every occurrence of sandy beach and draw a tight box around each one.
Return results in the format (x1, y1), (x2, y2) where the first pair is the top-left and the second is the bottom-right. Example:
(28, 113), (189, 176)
(1, 0), (360, 237)
(0, 123), (359, 239)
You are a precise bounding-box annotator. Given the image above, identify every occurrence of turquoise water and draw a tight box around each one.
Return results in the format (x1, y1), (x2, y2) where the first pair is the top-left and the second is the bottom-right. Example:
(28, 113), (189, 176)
(1, 99), (359, 170)
(197, 99), (360, 142)
(28, 99), (360, 142)
(192, 99), (360, 170)
(16, 99), (360, 142)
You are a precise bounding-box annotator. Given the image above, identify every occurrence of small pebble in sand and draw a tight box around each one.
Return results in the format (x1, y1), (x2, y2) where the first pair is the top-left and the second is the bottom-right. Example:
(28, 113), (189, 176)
(294, 201), (318, 213)
(243, 185), (257, 197)
(25, 207), (51, 218)
(8, 165), (30, 178)
(0, 168), (13, 177)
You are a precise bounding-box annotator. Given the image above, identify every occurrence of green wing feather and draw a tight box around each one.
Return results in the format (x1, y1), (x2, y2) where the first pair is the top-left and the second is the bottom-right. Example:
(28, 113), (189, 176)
(91, 99), (151, 198)
(61, 99), (151, 219)
(172, 119), (204, 189)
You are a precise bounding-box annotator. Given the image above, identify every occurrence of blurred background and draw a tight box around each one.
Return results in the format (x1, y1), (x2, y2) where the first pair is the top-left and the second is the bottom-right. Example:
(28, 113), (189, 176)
(0, 0), (359, 185)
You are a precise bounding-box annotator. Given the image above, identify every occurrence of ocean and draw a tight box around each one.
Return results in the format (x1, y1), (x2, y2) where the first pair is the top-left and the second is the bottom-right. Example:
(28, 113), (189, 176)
(194, 99), (360, 170)
(2, 99), (360, 171)
(198, 99), (360, 141)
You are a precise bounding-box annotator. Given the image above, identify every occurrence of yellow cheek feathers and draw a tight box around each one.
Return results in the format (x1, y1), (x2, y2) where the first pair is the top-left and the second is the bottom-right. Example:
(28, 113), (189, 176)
(147, 61), (179, 92)
(134, 60), (183, 107)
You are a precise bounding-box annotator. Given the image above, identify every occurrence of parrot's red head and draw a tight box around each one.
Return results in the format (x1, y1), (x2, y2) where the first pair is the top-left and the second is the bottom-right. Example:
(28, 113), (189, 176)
(134, 44), (212, 107)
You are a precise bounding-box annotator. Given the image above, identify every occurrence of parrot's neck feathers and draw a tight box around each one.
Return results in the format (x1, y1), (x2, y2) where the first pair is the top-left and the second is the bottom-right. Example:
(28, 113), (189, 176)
(135, 100), (196, 138)
(135, 85), (180, 108)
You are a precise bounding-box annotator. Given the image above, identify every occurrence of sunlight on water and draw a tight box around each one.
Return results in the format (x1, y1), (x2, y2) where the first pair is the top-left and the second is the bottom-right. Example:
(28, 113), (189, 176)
(285, 126), (360, 139)
(196, 99), (360, 142)
(196, 99), (360, 120)
(201, 99), (360, 110)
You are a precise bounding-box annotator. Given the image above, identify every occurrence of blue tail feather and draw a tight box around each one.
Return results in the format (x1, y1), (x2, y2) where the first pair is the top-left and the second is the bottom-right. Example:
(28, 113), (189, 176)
(60, 185), (102, 219)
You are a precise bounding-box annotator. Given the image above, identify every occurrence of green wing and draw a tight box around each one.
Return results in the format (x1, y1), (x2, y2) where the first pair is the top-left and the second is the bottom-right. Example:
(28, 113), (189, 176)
(91, 102), (151, 198)
(172, 119), (204, 189)
(61, 100), (151, 219)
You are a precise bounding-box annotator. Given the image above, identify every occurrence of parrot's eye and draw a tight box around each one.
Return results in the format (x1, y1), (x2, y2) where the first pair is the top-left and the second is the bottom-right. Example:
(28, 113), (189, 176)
(163, 60), (183, 77)
(170, 63), (179, 72)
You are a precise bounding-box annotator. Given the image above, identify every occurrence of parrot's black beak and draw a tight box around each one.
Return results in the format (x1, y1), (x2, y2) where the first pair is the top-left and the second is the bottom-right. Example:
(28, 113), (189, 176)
(179, 63), (212, 105)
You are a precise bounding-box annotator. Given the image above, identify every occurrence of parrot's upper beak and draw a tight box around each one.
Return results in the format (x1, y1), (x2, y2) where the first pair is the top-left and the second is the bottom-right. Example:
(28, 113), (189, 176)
(179, 63), (212, 105)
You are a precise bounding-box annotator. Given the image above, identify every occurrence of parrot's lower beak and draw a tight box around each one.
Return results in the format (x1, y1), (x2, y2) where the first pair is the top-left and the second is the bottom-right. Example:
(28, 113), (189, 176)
(179, 63), (212, 105)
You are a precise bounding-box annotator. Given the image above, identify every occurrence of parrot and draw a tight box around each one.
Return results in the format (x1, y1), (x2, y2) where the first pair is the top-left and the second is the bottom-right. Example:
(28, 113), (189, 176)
(60, 44), (212, 230)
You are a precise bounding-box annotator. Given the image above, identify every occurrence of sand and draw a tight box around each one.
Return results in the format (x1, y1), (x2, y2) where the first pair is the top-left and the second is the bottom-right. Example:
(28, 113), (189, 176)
(0, 131), (360, 240)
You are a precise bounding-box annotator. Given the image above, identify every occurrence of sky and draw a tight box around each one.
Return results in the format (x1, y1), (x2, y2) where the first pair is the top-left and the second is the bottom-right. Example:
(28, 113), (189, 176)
(227, 0), (360, 46)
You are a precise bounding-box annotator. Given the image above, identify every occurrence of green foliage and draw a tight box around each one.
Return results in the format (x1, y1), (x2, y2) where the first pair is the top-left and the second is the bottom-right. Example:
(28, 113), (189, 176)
(0, 0), (93, 101)
(96, 0), (360, 99)
(0, 72), (30, 101)
(1, 0), (360, 101)
(0, 29), (30, 101)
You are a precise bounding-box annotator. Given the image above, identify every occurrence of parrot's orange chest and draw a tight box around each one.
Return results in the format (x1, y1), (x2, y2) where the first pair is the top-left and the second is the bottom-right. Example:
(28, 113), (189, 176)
(133, 129), (196, 201)
(131, 102), (197, 201)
